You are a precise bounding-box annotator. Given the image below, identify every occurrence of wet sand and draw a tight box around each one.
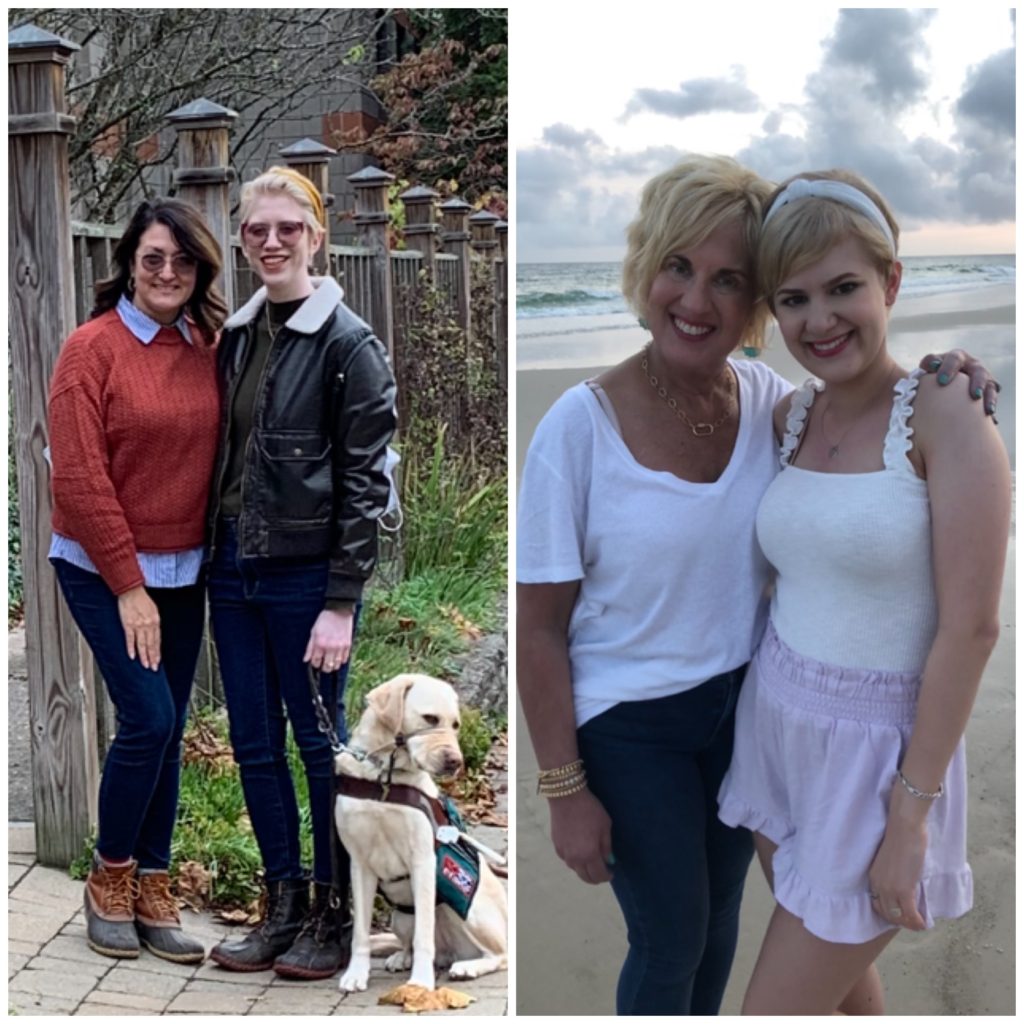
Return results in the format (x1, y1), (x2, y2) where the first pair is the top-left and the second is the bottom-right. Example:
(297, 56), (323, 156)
(513, 285), (1015, 1015)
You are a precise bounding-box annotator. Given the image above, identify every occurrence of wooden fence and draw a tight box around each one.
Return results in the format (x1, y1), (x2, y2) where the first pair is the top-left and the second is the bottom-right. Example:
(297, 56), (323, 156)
(9, 23), (507, 866)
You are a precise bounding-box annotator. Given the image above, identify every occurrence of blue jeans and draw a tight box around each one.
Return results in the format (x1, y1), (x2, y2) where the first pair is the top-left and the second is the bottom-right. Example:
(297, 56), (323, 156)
(207, 519), (353, 886)
(576, 667), (753, 1016)
(51, 558), (205, 869)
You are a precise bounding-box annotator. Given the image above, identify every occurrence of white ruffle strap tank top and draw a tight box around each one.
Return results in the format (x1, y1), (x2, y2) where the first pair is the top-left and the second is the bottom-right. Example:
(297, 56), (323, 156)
(756, 369), (937, 672)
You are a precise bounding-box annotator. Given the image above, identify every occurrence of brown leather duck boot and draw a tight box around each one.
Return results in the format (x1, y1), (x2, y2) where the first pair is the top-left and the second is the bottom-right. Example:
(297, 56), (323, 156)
(210, 878), (309, 972)
(273, 882), (353, 980)
(84, 853), (140, 959)
(135, 869), (206, 964)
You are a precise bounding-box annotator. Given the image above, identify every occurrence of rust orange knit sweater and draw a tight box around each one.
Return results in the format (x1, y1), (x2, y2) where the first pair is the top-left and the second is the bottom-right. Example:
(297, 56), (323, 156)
(48, 309), (221, 594)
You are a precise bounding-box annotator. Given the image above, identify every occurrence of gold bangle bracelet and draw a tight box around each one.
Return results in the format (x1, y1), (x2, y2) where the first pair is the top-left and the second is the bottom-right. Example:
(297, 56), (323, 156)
(537, 759), (584, 782)
(537, 775), (586, 794)
(539, 777), (588, 799)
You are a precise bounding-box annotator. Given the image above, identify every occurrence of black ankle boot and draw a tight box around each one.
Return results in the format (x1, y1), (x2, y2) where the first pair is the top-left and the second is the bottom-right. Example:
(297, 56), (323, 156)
(210, 878), (309, 972)
(273, 882), (352, 980)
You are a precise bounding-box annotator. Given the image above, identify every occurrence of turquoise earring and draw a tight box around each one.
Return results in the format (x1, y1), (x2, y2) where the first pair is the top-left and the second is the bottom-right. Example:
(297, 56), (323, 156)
(742, 346), (759, 358)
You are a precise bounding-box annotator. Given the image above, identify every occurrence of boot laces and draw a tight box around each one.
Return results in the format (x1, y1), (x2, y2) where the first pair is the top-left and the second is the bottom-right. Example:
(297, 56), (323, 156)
(298, 898), (335, 944)
(140, 873), (179, 920)
(104, 869), (141, 917)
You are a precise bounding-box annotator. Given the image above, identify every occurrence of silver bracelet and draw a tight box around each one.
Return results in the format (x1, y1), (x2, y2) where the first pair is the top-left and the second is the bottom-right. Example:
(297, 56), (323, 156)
(897, 768), (943, 801)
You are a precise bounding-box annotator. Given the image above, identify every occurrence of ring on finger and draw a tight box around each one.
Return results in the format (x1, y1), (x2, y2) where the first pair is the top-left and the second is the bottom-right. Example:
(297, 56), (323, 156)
(888, 905), (902, 917)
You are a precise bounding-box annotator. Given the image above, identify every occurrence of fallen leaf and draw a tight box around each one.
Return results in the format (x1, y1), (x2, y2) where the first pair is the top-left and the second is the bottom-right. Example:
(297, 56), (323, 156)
(175, 861), (211, 910)
(378, 983), (476, 1013)
(216, 907), (252, 924)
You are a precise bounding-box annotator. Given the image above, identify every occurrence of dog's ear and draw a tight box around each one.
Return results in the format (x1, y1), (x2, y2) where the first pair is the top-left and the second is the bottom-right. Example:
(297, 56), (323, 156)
(365, 675), (415, 735)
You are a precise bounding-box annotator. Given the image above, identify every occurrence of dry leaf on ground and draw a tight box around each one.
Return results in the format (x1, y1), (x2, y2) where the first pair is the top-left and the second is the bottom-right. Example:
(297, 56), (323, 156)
(378, 983), (476, 1013)
(174, 861), (211, 910)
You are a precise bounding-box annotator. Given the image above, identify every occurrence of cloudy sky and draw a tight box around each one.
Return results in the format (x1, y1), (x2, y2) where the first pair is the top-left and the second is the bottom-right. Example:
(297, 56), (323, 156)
(516, 8), (1015, 262)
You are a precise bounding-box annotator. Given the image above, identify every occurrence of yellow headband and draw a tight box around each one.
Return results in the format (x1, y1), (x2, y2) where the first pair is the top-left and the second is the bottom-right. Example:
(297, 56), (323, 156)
(265, 165), (325, 227)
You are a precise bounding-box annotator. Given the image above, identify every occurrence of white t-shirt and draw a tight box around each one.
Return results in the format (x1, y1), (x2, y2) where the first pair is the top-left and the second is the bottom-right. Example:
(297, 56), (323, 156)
(517, 358), (792, 726)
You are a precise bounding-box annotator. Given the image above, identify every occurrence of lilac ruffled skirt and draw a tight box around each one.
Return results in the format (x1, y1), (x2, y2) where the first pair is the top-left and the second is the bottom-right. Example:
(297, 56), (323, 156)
(718, 621), (972, 944)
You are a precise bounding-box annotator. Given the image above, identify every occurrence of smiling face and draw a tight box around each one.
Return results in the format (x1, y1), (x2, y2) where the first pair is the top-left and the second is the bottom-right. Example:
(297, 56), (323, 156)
(644, 220), (755, 379)
(131, 222), (197, 325)
(772, 237), (901, 383)
(241, 193), (323, 301)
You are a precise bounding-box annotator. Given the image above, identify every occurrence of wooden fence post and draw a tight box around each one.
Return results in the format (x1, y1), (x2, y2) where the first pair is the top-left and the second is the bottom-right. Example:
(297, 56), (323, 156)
(469, 209), (500, 261)
(495, 220), (508, 393)
(165, 98), (237, 311)
(400, 185), (440, 284)
(280, 137), (336, 277)
(165, 98), (237, 709)
(9, 22), (101, 867)
(348, 165), (395, 360)
(440, 197), (472, 334)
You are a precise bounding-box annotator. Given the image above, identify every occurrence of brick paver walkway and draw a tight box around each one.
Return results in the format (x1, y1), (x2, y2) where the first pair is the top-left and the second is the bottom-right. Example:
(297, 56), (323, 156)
(8, 822), (508, 1016)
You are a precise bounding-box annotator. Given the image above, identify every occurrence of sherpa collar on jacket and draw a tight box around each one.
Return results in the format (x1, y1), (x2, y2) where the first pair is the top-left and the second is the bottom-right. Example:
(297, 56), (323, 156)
(223, 276), (345, 334)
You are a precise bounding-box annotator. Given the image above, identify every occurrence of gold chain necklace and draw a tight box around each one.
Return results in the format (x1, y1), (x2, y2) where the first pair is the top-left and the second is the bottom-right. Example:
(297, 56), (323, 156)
(265, 302), (285, 344)
(640, 345), (735, 438)
(819, 399), (857, 459)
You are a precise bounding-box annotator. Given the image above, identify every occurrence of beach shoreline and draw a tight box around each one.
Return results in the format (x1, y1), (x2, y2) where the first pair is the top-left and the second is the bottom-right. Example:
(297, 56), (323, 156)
(513, 284), (1016, 1015)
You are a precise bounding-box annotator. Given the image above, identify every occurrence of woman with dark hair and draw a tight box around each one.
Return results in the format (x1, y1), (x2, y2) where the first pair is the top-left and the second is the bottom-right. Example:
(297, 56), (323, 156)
(48, 197), (226, 963)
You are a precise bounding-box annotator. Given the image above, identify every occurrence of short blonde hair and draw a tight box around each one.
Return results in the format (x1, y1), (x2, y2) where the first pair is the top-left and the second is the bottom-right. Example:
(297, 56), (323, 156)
(238, 166), (325, 239)
(622, 155), (774, 351)
(757, 169), (900, 309)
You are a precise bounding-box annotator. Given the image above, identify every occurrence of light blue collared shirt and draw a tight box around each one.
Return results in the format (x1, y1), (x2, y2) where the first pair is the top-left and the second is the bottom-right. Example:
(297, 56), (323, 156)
(49, 295), (205, 589)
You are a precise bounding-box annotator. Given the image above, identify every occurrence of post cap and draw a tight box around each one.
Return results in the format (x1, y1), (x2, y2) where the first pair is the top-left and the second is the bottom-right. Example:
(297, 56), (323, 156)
(439, 197), (473, 213)
(348, 165), (395, 186)
(400, 185), (441, 202)
(469, 210), (500, 226)
(280, 137), (337, 161)
(166, 98), (239, 124)
(9, 22), (80, 55)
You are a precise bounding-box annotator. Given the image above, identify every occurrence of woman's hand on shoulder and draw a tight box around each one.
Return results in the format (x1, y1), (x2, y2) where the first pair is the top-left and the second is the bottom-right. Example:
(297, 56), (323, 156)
(918, 349), (1000, 418)
(548, 787), (614, 885)
(117, 585), (161, 672)
(304, 606), (355, 672)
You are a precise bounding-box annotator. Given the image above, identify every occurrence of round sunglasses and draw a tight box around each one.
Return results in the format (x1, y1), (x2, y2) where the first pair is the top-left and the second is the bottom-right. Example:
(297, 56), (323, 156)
(241, 221), (306, 245)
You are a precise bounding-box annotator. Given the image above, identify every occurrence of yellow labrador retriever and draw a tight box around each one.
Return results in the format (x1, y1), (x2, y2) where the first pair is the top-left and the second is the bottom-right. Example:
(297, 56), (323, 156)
(335, 673), (508, 993)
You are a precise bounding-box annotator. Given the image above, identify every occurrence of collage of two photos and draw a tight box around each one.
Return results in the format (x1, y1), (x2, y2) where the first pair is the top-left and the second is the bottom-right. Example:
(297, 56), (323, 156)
(10, 8), (509, 1016)
(6, 4), (1016, 1019)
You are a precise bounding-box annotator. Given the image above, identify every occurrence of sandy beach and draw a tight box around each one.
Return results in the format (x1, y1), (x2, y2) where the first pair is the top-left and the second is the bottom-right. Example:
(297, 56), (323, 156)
(513, 284), (1015, 1015)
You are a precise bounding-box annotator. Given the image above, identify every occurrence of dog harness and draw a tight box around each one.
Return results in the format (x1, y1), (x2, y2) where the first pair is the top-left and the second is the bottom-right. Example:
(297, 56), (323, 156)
(336, 775), (481, 919)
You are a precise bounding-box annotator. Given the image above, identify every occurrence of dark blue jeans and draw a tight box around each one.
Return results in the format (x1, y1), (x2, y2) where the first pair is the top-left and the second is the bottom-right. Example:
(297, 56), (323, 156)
(207, 519), (353, 886)
(51, 558), (205, 869)
(577, 667), (753, 1016)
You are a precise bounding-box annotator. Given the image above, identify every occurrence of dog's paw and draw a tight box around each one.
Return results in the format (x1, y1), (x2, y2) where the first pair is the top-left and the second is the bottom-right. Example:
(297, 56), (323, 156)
(338, 959), (371, 993)
(448, 960), (483, 981)
(385, 950), (413, 973)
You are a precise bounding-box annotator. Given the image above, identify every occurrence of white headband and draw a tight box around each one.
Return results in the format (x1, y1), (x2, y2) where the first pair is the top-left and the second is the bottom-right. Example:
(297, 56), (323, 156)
(763, 178), (896, 255)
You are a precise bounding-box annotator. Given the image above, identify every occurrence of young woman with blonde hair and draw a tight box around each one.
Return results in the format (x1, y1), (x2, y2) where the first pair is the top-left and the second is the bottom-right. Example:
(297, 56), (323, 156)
(718, 170), (1010, 1014)
(207, 167), (396, 980)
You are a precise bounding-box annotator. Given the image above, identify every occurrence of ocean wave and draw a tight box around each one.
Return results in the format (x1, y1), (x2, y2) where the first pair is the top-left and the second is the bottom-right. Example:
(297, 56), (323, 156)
(517, 321), (639, 340)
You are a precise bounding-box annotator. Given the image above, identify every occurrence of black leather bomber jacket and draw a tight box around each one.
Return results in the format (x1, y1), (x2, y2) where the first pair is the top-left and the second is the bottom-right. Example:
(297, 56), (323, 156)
(207, 277), (397, 601)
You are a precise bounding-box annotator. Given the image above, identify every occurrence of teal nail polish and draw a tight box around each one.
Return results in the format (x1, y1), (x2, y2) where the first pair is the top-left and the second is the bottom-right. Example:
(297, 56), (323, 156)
(938, 373), (950, 385)
(972, 387), (982, 399)
(928, 359), (941, 370)
(606, 853), (616, 866)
